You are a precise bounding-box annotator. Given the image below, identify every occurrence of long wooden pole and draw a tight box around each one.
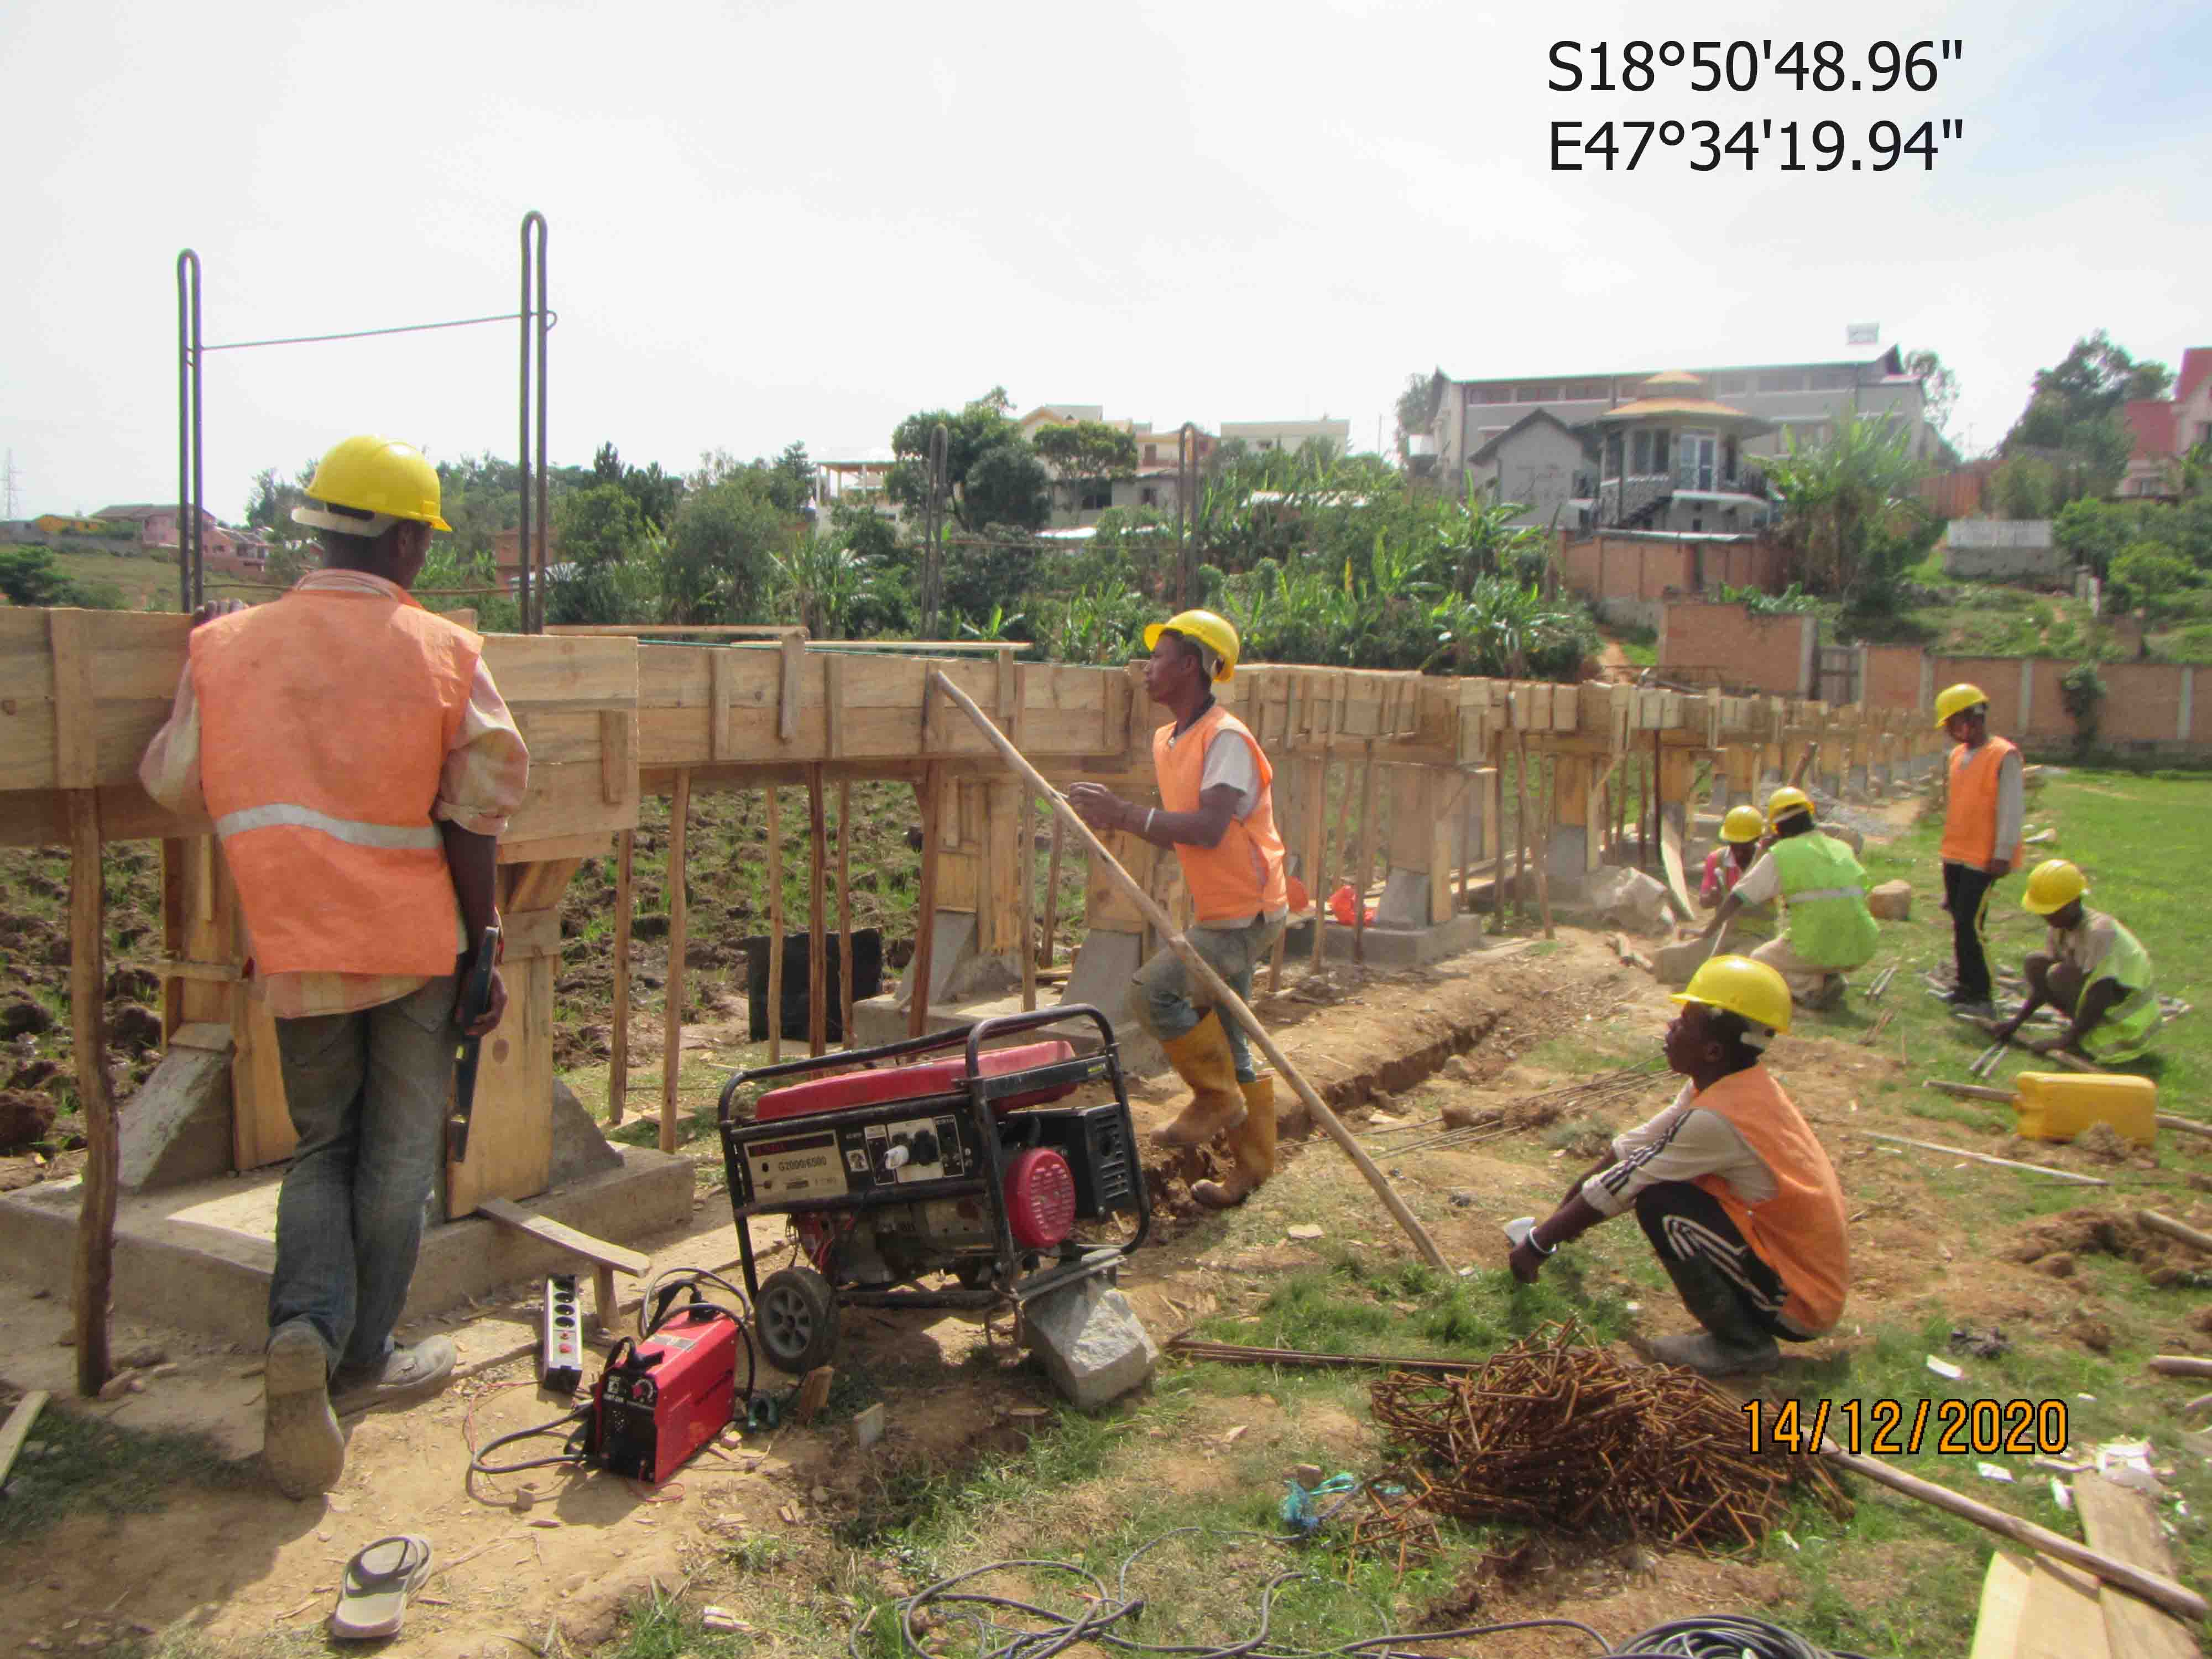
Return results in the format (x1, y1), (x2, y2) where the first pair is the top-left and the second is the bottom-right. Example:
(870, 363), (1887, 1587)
(608, 828), (633, 1125)
(1820, 1438), (2208, 1624)
(2140, 1211), (2212, 1255)
(1853, 1129), (2109, 1185)
(806, 766), (827, 1057)
(68, 792), (116, 1396)
(836, 780), (854, 1048)
(909, 761), (946, 1039)
(659, 770), (690, 1154)
(930, 671), (1448, 1270)
(765, 785), (784, 1065)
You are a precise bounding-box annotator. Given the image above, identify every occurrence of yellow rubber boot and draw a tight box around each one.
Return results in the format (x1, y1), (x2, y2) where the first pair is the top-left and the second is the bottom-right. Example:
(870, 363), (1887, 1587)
(1194, 1074), (1277, 1209)
(1152, 1012), (1247, 1147)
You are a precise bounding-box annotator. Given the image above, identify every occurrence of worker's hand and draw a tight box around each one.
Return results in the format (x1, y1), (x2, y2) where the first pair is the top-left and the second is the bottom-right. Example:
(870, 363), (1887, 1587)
(1991, 1017), (2023, 1044)
(1987, 858), (2012, 880)
(465, 968), (508, 1038)
(1507, 1240), (1545, 1285)
(190, 599), (247, 628)
(1066, 782), (1126, 832)
(2025, 1033), (2067, 1056)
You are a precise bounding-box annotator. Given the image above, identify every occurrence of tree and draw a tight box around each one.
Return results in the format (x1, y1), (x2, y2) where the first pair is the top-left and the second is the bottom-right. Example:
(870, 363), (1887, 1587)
(2106, 542), (2199, 618)
(1032, 421), (1139, 508)
(2004, 331), (2172, 500)
(768, 442), (817, 515)
(1394, 368), (1447, 456)
(1903, 349), (1959, 441)
(1764, 411), (1938, 604)
(2053, 498), (2136, 577)
(888, 389), (1052, 532)
(664, 474), (790, 622)
(553, 482), (648, 570)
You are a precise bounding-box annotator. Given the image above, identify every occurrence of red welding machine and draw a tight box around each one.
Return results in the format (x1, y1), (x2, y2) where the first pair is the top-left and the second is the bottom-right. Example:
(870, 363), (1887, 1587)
(586, 1304), (740, 1484)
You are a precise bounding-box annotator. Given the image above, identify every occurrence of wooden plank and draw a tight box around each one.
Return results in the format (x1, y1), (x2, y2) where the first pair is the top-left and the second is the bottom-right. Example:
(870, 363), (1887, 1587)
(836, 779), (854, 1049)
(823, 655), (844, 760)
(778, 633), (805, 743)
(1352, 743), (1378, 964)
(0, 1390), (50, 1492)
(1971, 1551), (2113, 1659)
(660, 770), (690, 1154)
(609, 828), (633, 1125)
(1020, 789), (1037, 1012)
(231, 988), (294, 1171)
(2074, 1474), (2198, 1659)
(446, 944), (555, 1215)
(48, 611), (98, 790)
(909, 761), (945, 1038)
(67, 790), (116, 1395)
(1040, 808), (1065, 968)
(498, 830), (609, 867)
(1658, 815), (1695, 920)
(502, 905), (563, 961)
(766, 783), (785, 1064)
(807, 766), (827, 1057)
(598, 709), (633, 805)
(476, 1196), (651, 1275)
(708, 648), (734, 761)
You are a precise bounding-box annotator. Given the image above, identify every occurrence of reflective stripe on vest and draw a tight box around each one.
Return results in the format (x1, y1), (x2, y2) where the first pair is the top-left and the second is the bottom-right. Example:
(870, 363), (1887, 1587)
(1940, 736), (2026, 869)
(1688, 1065), (1849, 1334)
(1151, 705), (1289, 925)
(1769, 833), (1880, 970)
(192, 589), (482, 978)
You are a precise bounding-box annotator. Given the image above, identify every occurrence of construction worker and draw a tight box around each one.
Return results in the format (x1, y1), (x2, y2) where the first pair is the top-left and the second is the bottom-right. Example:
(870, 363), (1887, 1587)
(1994, 859), (2161, 1063)
(1697, 805), (1777, 942)
(1067, 610), (1287, 1210)
(1508, 956), (1848, 1378)
(139, 436), (528, 1499)
(1695, 787), (1877, 1010)
(1936, 682), (2024, 1017)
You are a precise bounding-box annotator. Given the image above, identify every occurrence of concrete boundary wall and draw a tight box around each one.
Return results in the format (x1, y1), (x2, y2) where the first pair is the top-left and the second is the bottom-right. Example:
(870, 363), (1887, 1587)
(1859, 646), (2211, 755)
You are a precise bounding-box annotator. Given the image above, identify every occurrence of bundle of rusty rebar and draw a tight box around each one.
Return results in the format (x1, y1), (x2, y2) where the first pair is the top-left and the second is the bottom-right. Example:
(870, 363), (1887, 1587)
(1370, 1321), (1850, 1551)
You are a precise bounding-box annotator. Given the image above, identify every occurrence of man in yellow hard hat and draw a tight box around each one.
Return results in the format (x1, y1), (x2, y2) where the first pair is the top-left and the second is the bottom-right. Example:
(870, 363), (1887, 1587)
(1507, 956), (1848, 1377)
(1693, 787), (1878, 1010)
(1994, 859), (2161, 1063)
(1697, 805), (1776, 942)
(1067, 609), (1288, 1209)
(139, 435), (529, 1498)
(1934, 682), (2024, 1018)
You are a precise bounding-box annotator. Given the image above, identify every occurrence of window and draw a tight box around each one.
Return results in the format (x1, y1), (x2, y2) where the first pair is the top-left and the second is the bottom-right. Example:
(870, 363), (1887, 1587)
(1604, 432), (1624, 478)
(1518, 384), (1561, 403)
(1569, 379), (1609, 400)
(1652, 430), (1670, 473)
(1758, 372), (1809, 394)
(1471, 384), (1514, 405)
(1140, 486), (1157, 507)
(1630, 430), (1651, 474)
(1723, 436), (1738, 482)
(1144, 444), (1157, 463)
(1714, 375), (1749, 395)
(1815, 367), (1857, 391)
(1079, 482), (1112, 510)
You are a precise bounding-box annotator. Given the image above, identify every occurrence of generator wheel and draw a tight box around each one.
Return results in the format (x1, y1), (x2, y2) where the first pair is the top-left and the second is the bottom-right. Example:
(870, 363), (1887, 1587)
(757, 1266), (838, 1374)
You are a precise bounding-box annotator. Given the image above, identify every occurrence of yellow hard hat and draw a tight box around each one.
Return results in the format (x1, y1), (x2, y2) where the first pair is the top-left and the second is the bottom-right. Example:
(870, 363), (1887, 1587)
(1721, 806), (1767, 844)
(1935, 682), (1989, 729)
(293, 434), (452, 535)
(2022, 858), (2087, 915)
(1143, 608), (1241, 682)
(1765, 786), (1814, 829)
(1671, 953), (1792, 1039)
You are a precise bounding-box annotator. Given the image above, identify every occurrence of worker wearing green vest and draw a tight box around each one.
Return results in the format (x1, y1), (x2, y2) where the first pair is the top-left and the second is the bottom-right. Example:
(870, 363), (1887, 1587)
(1994, 859), (2161, 1063)
(1697, 787), (1879, 1011)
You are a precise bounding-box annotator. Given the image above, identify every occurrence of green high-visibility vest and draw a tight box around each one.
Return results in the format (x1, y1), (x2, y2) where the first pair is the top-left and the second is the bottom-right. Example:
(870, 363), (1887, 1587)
(2077, 914), (2161, 1062)
(1770, 832), (1880, 970)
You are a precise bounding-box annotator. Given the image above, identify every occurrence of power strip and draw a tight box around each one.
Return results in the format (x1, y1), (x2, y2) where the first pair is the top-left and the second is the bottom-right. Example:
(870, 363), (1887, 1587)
(541, 1274), (583, 1396)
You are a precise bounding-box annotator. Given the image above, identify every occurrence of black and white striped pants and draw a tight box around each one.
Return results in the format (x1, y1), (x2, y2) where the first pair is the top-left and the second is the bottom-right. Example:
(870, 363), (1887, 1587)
(1632, 1181), (1816, 1342)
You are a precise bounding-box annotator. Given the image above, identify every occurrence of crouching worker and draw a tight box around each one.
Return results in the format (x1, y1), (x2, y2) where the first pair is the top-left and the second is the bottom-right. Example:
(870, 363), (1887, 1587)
(1067, 610), (1287, 1209)
(1507, 957), (1848, 1378)
(1994, 859), (2161, 1064)
(1698, 806), (1777, 942)
(1698, 787), (1876, 1011)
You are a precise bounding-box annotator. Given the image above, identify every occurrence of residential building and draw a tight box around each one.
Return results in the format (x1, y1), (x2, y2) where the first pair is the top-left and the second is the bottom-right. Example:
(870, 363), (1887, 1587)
(1431, 345), (1954, 497)
(1462, 410), (1588, 531)
(1587, 373), (1778, 535)
(1022, 408), (1217, 528)
(2120, 347), (2212, 500)
(1217, 418), (1351, 455)
(95, 503), (269, 576)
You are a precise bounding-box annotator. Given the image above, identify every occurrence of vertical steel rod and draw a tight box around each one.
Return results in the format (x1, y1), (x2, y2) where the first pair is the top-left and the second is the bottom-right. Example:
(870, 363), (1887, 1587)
(518, 211), (548, 633)
(175, 251), (203, 614)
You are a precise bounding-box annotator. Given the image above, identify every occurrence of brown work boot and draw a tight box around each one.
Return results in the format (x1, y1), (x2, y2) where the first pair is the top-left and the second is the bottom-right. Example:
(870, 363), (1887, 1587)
(1195, 1074), (1277, 1209)
(1152, 1013), (1246, 1147)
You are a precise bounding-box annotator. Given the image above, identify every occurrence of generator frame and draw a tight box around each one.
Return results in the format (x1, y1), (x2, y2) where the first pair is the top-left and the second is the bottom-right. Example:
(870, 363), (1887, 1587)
(717, 1006), (1151, 1338)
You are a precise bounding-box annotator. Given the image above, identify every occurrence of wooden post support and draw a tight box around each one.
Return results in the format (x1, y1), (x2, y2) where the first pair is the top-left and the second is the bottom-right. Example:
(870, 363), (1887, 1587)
(608, 829), (634, 1125)
(659, 770), (690, 1154)
(837, 779), (854, 1049)
(67, 790), (116, 1397)
(1534, 748), (1556, 940)
(1020, 790), (1039, 1012)
(1314, 758), (1342, 971)
(909, 761), (946, 1039)
(766, 784), (784, 1065)
(806, 766), (827, 1058)
(928, 670), (1449, 1271)
(1297, 754), (1326, 977)
(1040, 811), (1064, 969)
(1352, 744), (1377, 964)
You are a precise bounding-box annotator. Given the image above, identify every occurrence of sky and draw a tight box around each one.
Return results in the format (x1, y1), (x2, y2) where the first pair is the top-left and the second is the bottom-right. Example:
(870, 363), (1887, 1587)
(4, 0), (2209, 522)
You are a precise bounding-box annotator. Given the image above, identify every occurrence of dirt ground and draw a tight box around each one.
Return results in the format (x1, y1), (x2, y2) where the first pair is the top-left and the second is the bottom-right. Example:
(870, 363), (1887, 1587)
(5, 839), (2207, 1655)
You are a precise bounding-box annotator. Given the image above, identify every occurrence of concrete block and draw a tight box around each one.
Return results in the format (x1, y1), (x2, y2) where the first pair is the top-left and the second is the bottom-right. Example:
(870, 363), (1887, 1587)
(1587, 866), (1672, 936)
(895, 911), (1018, 1009)
(1024, 1276), (1158, 1409)
(118, 1039), (236, 1193)
(1375, 869), (1431, 931)
(1868, 879), (1912, 921)
(1652, 938), (1710, 989)
(547, 1077), (623, 1191)
(1318, 911), (1484, 968)
(1546, 825), (1591, 891)
(1824, 825), (1865, 855)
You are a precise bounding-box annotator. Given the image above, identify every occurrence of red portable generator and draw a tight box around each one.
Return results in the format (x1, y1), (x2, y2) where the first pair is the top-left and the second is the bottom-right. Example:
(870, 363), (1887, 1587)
(717, 1008), (1150, 1375)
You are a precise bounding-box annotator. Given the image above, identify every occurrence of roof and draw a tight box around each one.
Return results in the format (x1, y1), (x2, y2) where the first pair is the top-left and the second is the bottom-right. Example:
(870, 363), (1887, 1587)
(1639, 369), (1707, 391)
(1595, 398), (1772, 432)
(1466, 409), (1584, 465)
(1451, 345), (1905, 388)
(2124, 399), (2177, 460)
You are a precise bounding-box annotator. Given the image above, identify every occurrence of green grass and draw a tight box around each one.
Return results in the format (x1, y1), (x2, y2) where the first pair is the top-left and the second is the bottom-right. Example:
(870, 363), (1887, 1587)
(0, 1398), (253, 1542)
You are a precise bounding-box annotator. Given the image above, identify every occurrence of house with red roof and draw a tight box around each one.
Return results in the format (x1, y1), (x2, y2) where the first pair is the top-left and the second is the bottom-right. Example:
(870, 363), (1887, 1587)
(2120, 347), (2212, 500)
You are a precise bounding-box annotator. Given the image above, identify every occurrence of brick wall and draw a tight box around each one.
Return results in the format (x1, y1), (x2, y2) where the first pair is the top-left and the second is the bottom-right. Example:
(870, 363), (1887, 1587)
(1861, 644), (2209, 752)
(1658, 602), (1815, 695)
(1862, 644), (1927, 711)
(1560, 535), (1787, 608)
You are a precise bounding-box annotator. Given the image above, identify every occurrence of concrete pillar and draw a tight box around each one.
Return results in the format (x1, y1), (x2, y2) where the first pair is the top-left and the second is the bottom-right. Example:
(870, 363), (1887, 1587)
(1546, 755), (1599, 890)
(1848, 764), (1870, 797)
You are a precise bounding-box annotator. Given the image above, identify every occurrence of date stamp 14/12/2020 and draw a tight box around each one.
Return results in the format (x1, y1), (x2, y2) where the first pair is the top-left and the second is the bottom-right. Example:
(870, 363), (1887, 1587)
(1743, 1396), (2070, 1458)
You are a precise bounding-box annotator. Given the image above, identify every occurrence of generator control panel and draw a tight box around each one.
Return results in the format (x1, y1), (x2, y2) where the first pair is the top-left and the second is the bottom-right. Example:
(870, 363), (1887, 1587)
(741, 1110), (971, 1203)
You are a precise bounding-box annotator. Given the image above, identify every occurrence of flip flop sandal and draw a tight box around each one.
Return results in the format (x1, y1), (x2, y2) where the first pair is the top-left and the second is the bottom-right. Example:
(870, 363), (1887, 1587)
(329, 1534), (433, 1641)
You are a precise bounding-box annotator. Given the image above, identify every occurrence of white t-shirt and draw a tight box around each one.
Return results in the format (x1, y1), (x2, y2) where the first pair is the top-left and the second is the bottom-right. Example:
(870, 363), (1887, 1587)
(1162, 719), (1262, 818)
(1578, 1080), (1780, 1218)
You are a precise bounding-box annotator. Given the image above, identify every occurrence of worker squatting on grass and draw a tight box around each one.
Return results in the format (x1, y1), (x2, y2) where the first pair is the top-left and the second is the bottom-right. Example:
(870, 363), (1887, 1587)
(1697, 786), (1879, 1011)
(1995, 857), (2162, 1063)
(137, 435), (525, 1501)
(1935, 682), (2026, 1019)
(1505, 954), (1850, 1379)
(1065, 609), (1290, 1211)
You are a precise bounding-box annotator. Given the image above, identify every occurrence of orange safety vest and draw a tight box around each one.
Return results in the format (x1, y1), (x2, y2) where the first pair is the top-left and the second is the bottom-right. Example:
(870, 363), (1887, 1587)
(1689, 1065), (1849, 1334)
(1940, 735), (2026, 870)
(191, 588), (481, 978)
(1152, 703), (1288, 925)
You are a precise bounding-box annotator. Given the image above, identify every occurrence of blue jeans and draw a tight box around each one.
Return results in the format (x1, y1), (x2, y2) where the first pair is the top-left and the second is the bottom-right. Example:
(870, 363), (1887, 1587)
(1128, 912), (1286, 1083)
(269, 975), (458, 1374)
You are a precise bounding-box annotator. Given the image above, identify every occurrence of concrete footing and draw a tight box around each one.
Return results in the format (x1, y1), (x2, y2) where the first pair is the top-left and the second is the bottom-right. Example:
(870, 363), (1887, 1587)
(1316, 909), (1485, 968)
(0, 1146), (693, 1349)
(118, 1032), (235, 1193)
(1023, 1274), (1158, 1408)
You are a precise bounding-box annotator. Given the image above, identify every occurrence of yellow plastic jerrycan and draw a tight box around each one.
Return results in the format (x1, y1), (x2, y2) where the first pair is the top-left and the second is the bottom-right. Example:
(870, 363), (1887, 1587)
(2011, 1072), (2157, 1146)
